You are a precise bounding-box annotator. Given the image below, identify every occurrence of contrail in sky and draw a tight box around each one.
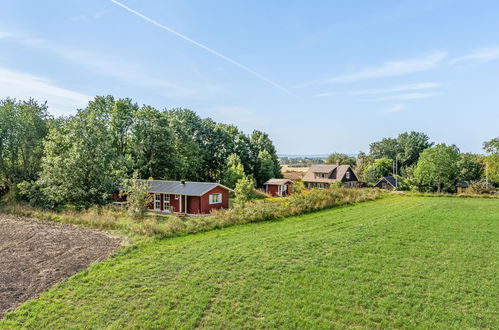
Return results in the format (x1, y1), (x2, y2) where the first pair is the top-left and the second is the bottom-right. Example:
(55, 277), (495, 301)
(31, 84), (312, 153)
(109, 0), (291, 95)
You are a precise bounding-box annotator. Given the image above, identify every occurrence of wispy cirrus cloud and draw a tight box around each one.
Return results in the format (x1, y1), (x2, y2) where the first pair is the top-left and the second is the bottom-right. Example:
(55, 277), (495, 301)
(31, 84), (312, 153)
(0, 29), (197, 98)
(371, 92), (437, 102)
(0, 66), (92, 115)
(72, 11), (106, 22)
(385, 104), (405, 113)
(449, 47), (499, 64)
(109, 0), (291, 95)
(349, 82), (440, 95)
(298, 51), (447, 87)
(313, 82), (440, 98)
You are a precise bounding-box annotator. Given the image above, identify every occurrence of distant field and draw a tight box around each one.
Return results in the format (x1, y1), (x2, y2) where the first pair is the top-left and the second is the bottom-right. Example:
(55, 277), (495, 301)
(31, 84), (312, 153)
(2, 196), (498, 328)
(281, 165), (309, 173)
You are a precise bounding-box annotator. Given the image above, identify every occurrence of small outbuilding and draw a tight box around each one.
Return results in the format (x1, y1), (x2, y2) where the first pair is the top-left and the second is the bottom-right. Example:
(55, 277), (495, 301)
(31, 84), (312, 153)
(116, 180), (232, 215)
(374, 176), (397, 191)
(264, 178), (294, 197)
(456, 181), (469, 194)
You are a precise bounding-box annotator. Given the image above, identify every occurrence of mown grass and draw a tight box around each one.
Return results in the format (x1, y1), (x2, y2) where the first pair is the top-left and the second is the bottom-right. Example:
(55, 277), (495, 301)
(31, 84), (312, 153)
(0, 188), (381, 239)
(2, 196), (498, 328)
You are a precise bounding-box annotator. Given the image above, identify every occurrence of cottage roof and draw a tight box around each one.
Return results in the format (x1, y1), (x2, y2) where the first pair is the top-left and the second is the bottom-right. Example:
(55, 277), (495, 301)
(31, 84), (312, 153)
(376, 176), (397, 188)
(135, 180), (233, 196)
(264, 178), (293, 185)
(308, 164), (337, 174)
(303, 164), (354, 183)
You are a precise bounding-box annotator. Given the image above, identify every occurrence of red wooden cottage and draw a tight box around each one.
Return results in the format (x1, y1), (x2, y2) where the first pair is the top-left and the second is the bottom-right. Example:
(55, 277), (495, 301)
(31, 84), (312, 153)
(264, 178), (294, 197)
(118, 180), (232, 215)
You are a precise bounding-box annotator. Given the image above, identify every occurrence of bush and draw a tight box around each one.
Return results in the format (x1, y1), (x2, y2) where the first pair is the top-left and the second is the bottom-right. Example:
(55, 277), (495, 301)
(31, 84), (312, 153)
(211, 188), (381, 230)
(467, 180), (495, 194)
(234, 175), (257, 205)
(120, 175), (152, 219)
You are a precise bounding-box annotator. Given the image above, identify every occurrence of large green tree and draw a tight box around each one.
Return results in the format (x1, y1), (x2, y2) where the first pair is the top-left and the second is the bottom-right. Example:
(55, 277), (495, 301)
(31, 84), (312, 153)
(457, 153), (484, 182)
(256, 150), (275, 186)
(222, 154), (246, 189)
(483, 137), (499, 182)
(0, 98), (49, 189)
(325, 153), (356, 166)
(129, 106), (175, 179)
(413, 144), (460, 192)
(369, 131), (433, 169)
(250, 131), (281, 185)
(363, 157), (393, 185)
(35, 102), (115, 207)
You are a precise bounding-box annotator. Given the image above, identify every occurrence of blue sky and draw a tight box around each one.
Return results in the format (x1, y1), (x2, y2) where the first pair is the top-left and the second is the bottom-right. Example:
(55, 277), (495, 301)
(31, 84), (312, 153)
(1, 1), (498, 154)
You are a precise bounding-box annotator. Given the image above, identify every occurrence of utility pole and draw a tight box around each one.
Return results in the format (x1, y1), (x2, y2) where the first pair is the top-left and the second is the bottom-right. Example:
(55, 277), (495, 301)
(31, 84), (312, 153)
(394, 157), (398, 189)
(486, 160), (489, 184)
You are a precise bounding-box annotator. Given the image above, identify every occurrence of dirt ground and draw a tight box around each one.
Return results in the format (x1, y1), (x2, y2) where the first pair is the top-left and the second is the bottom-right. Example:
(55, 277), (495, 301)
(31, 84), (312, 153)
(0, 214), (121, 318)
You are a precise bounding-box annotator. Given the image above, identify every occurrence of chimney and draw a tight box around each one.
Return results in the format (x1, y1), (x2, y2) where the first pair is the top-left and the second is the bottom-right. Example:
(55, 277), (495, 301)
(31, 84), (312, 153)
(181, 180), (185, 185)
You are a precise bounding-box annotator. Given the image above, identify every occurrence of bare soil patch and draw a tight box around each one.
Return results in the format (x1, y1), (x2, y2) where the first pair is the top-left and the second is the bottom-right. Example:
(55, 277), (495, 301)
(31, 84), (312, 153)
(0, 214), (121, 318)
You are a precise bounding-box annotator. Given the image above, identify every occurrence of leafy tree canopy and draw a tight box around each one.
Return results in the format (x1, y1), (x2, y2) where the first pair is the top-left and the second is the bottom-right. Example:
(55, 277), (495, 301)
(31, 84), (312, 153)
(413, 144), (460, 193)
(325, 153), (356, 166)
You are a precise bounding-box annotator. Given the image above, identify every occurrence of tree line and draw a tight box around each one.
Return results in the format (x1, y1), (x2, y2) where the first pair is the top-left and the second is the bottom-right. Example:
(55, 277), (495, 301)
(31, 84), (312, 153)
(326, 131), (499, 193)
(0, 96), (281, 208)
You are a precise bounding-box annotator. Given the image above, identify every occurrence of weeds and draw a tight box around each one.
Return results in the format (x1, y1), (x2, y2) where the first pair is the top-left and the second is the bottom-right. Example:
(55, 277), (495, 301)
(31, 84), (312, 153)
(1, 188), (382, 239)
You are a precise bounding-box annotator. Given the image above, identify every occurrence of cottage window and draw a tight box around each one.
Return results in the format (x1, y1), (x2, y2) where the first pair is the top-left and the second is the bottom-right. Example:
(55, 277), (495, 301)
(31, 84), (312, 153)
(154, 194), (161, 210)
(346, 171), (350, 179)
(209, 193), (222, 204)
(175, 194), (180, 200)
(163, 194), (170, 209)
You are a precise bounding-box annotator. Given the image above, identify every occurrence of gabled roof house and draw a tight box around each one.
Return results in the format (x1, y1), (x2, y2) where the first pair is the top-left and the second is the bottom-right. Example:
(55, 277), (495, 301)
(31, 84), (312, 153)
(302, 163), (358, 189)
(264, 178), (293, 197)
(116, 180), (232, 215)
(374, 176), (397, 190)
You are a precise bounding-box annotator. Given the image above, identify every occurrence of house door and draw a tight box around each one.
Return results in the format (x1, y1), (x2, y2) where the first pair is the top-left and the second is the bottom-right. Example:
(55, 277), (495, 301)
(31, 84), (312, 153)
(154, 193), (161, 211)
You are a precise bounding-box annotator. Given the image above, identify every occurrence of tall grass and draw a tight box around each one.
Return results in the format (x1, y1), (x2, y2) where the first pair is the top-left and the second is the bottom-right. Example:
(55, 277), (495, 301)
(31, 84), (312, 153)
(1, 188), (382, 239)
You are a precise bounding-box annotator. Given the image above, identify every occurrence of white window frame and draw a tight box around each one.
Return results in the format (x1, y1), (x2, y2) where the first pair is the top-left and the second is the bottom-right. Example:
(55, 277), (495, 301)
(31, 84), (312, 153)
(346, 171), (350, 179)
(163, 194), (170, 209)
(154, 193), (161, 210)
(209, 193), (222, 204)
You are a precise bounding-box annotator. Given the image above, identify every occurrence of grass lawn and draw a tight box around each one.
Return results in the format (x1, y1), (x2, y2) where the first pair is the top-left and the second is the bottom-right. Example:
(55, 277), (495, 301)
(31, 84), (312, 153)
(2, 196), (498, 328)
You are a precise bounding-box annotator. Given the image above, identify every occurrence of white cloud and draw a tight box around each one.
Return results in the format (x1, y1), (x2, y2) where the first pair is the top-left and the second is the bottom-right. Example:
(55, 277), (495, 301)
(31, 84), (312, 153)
(349, 82), (440, 95)
(312, 92), (337, 98)
(72, 11), (106, 22)
(313, 82), (440, 98)
(372, 92), (436, 102)
(449, 47), (499, 64)
(299, 51), (447, 87)
(0, 66), (92, 115)
(0, 29), (197, 98)
(385, 104), (405, 113)
(0, 31), (10, 39)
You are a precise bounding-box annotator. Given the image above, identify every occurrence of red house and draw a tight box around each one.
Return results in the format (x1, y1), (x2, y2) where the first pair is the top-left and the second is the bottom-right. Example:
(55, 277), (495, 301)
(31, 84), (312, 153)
(264, 179), (294, 197)
(118, 180), (232, 215)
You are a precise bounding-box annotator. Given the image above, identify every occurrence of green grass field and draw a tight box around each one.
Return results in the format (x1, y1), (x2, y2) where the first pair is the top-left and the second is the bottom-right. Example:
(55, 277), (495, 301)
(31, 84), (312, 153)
(2, 196), (498, 328)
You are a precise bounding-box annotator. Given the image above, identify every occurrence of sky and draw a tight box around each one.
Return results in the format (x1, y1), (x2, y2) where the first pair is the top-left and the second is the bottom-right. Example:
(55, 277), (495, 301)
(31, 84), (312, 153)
(1, 0), (498, 155)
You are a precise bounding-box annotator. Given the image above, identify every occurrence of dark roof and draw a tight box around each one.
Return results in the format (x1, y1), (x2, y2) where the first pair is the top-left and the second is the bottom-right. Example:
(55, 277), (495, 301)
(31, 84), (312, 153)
(456, 181), (469, 188)
(137, 180), (232, 196)
(376, 176), (397, 188)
